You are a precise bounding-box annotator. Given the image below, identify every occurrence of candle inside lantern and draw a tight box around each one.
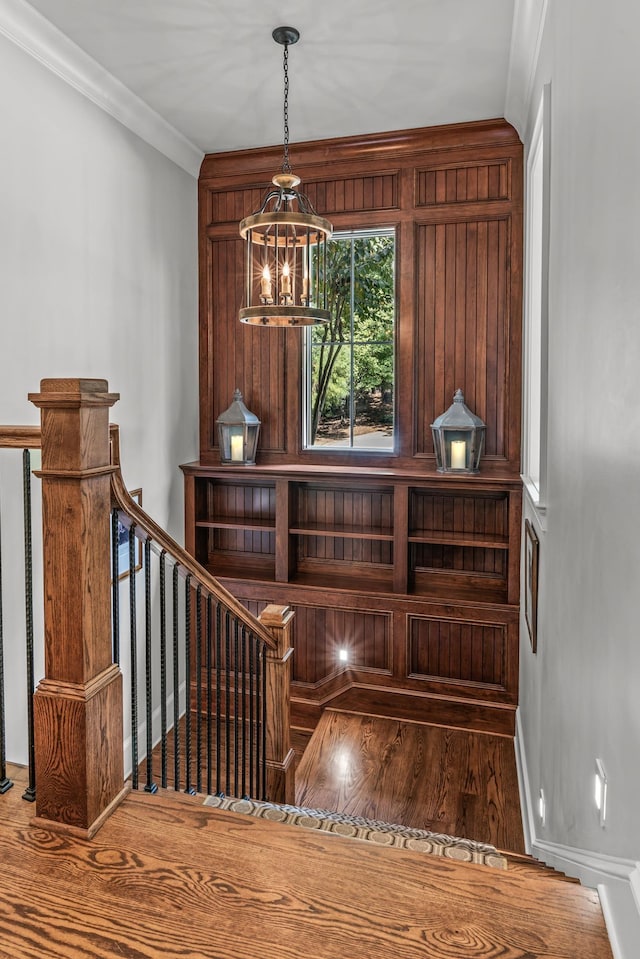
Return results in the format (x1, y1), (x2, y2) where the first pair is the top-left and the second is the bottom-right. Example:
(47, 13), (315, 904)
(230, 434), (244, 462)
(280, 260), (291, 297)
(260, 264), (272, 301)
(450, 440), (466, 469)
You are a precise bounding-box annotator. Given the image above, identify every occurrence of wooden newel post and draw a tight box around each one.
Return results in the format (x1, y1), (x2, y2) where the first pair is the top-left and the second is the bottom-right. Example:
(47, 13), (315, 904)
(28, 378), (128, 838)
(259, 604), (295, 805)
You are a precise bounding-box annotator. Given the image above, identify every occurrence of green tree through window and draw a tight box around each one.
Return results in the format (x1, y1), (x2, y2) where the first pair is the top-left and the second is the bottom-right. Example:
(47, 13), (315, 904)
(304, 229), (395, 450)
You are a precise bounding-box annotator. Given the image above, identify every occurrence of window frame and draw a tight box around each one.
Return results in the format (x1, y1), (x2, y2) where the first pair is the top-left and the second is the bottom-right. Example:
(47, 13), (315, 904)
(522, 83), (551, 524)
(302, 226), (397, 454)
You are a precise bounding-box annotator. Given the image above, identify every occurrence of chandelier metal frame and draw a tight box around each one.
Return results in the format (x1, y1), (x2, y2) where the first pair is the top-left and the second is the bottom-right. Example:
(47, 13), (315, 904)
(238, 27), (333, 327)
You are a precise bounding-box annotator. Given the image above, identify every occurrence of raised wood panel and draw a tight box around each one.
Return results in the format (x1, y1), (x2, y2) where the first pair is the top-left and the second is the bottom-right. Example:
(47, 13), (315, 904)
(209, 237), (287, 453)
(297, 538), (393, 566)
(412, 544), (506, 577)
(207, 185), (265, 226)
(410, 490), (508, 539)
(409, 616), (506, 689)
(416, 161), (510, 206)
(241, 599), (391, 685)
(208, 482), (276, 523)
(303, 172), (399, 214)
(227, 574), (520, 720)
(210, 529), (276, 558)
(205, 172), (398, 227)
(295, 484), (394, 534)
(290, 606), (391, 685)
(415, 217), (510, 458)
(242, 598), (269, 620)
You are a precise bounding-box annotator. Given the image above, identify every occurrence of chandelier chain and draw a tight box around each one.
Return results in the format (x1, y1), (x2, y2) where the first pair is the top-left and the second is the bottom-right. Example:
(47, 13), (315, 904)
(282, 42), (291, 173)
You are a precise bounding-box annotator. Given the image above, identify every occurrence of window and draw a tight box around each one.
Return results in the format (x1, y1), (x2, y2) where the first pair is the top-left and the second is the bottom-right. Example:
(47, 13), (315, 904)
(303, 228), (395, 451)
(523, 84), (550, 516)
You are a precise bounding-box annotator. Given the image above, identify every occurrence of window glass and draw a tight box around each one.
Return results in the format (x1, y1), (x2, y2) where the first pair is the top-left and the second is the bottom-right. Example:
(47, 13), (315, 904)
(304, 229), (395, 451)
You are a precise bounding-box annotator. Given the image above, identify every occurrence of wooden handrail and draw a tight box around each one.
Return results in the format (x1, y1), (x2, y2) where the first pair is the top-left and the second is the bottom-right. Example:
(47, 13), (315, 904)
(109, 424), (276, 652)
(0, 426), (41, 449)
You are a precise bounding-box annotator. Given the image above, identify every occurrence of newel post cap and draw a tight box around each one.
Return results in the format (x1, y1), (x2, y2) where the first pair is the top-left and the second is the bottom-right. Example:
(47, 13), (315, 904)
(29, 378), (120, 409)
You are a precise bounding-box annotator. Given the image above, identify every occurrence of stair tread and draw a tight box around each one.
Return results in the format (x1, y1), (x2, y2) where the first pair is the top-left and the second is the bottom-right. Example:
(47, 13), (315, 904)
(202, 793), (507, 867)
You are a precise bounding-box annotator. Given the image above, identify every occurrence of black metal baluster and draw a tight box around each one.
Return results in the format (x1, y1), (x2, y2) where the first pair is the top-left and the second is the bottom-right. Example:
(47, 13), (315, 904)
(111, 509), (120, 665)
(22, 450), (35, 802)
(0, 502), (13, 794)
(254, 636), (261, 801)
(260, 642), (267, 801)
(184, 575), (195, 795)
(159, 550), (168, 789)
(233, 618), (239, 799)
(206, 596), (212, 796)
(143, 539), (156, 794)
(172, 564), (180, 791)
(215, 601), (222, 796)
(241, 624), (247, 799)
(248, 635), (255, 799)
(224, 609), (231, 797)
(128, 525), (139, 790)
(195, 584), (202, 795)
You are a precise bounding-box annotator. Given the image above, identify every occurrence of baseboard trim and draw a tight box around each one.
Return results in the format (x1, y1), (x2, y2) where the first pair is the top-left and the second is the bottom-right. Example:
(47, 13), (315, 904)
(0, 0), (202, 175)
(515, 709), (640, 959)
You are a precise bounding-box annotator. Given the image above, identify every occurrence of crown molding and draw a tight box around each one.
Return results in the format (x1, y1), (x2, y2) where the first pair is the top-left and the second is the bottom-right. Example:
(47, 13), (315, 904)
(0, 0), (202, 177)
(504, 0), (549, 141)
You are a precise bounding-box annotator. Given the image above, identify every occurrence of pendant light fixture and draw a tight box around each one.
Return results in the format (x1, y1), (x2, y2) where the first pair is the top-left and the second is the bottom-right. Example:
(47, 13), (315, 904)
(239, 27), (333, 327)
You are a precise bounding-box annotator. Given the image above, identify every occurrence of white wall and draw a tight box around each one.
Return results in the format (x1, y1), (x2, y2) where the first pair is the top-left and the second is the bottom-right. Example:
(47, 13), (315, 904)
(509, 0), (640, 938)
(0, 31), (198, 762)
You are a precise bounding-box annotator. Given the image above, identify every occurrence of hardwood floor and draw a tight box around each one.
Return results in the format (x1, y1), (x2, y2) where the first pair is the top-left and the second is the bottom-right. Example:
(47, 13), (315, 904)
(0, 763), (612, 959)
(296, 709), (525, 851)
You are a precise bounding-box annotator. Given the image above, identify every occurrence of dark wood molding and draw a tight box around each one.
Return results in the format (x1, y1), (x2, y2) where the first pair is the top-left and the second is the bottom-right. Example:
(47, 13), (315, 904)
(199, 119), (521, 180)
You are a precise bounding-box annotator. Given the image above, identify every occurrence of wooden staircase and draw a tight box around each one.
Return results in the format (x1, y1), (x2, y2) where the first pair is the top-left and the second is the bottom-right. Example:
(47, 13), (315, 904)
(502, 849), (582, 884)
(0, 761), (612, 959)
(294, 709), (589, 890)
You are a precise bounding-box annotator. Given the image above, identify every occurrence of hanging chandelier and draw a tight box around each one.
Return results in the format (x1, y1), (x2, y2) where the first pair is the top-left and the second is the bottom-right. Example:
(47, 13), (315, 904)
(239, 27), (333, 327)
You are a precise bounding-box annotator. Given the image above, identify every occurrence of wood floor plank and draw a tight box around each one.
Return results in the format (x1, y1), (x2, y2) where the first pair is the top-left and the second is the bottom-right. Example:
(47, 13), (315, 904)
(295, 710), (525, 850)
(0, 783), (612, 959)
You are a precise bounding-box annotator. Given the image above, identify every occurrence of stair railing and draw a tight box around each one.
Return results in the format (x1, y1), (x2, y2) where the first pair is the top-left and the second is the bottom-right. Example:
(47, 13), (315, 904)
(0, 427), (42, 802)
(109, 424), (295, 806)
(16, 377), (293, 839)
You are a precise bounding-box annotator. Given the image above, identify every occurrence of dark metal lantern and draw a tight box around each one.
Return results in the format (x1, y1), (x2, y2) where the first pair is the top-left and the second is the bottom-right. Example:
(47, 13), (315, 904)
(431, 389), (486, 473)
(216, 390), (261, 465)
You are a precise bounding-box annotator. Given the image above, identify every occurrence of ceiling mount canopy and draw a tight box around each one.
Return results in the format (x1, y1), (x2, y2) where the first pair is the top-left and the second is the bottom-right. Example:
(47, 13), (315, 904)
(238, 26), (333, 328)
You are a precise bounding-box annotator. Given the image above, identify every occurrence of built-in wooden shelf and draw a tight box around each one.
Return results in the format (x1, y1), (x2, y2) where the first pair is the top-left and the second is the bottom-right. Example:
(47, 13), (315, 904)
(197, 517), (276, 532)
(408, 531), (509, 548)
(290, 524), (394, 541)
(185, 464), (520, 601)
(208, 554), (275, 582)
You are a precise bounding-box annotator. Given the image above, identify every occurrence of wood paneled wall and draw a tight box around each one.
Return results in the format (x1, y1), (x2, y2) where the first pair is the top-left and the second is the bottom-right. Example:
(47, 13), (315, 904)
(192, 120), (523, 735)
(198, 119), (522, 474)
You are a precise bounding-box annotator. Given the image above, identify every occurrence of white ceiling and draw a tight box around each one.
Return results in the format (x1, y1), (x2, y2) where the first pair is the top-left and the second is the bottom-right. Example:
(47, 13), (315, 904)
(24, 0), (516, 155)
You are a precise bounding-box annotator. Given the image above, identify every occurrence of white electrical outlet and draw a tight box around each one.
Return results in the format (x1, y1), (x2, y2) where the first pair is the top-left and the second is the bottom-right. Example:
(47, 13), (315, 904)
(538, 787), (546, 825)
(594, 759), (608, 827)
